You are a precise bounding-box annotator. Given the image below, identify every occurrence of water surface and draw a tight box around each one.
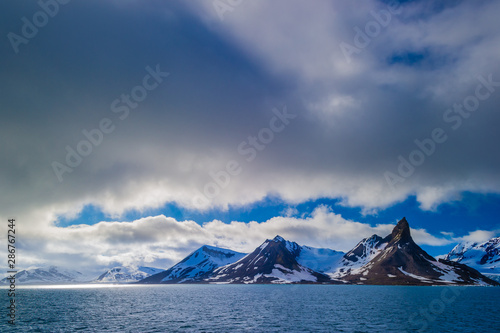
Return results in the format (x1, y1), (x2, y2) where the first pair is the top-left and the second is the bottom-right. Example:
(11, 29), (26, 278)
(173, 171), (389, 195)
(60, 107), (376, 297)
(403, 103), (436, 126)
(1, 285), (498, 332)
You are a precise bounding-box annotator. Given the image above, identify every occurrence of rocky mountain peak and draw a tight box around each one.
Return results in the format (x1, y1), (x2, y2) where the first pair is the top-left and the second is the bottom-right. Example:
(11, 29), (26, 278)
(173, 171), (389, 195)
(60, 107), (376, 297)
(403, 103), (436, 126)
(272, 235), (286, 242)
(389, 217), (412, 244)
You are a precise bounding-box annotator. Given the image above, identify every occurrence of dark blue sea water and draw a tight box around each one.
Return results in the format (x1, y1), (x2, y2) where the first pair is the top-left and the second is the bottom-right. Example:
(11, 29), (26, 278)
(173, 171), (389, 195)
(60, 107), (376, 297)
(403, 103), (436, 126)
(1, 285), (499, 332)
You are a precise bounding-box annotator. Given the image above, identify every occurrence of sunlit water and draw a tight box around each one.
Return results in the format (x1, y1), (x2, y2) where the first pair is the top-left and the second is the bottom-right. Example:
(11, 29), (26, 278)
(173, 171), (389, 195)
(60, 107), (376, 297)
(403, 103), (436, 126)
(1, 285), (499, 332)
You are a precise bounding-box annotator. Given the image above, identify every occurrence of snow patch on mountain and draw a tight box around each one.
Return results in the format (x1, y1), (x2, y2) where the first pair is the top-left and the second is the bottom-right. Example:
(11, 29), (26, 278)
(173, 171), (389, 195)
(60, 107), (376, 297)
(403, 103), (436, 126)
(431, 260), (462, 283)
(397, 267), (432, 283)
(268, 264), (318, 283)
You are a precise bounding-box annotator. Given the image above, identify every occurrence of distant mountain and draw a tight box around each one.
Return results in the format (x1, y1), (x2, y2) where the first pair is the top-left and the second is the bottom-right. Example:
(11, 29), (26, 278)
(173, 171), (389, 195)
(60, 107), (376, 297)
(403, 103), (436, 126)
(337, 218), (499, 286)
(139, 245), (246, 284)
(446, 237), (500, 282)
(94, 266), (164, 283)
(206, 236), (337, 284)
(0, 266), (88, 285)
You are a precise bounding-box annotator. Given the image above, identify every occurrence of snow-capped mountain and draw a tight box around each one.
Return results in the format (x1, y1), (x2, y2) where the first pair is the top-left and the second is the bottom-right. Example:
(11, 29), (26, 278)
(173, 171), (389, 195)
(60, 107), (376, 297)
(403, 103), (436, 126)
(337, 218), (499, 286)
(0, 266), (89, 285)
(445, 237), (500, 281)
(206, 236), (337, 284)
(94, 266), (164, 283)
(330, 234), (388, 278)
(140, 245), (246, 284)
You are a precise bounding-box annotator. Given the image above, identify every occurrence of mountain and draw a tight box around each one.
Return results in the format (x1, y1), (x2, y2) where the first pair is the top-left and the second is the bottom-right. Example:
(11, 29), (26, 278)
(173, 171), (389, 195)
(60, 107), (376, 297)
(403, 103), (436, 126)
(337, 218), (499, 286)
(139, 245), (246, 284)
(0, 266), (89, 285)
(445, 237), (500, 282)
(206, 236), (338, 284)
(94, 266), (164, 283)
(330, 234), (388, 278)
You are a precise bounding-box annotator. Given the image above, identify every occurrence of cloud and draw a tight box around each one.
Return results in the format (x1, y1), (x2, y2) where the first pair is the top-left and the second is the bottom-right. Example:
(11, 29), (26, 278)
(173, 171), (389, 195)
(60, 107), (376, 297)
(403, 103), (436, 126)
(281, 207), (299, 217)
(1, 2), (498, 218)
(182, 0), (500, 210)
(454, 229), (500, 244)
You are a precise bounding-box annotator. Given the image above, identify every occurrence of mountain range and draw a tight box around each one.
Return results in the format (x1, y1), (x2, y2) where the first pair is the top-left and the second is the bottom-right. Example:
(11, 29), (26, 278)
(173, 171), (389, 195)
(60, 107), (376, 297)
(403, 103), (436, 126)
(0, 265), (163, 285)
(3, 218), (498, 286)
(0, 266), (90, 285)
(140, 218), (499, 286)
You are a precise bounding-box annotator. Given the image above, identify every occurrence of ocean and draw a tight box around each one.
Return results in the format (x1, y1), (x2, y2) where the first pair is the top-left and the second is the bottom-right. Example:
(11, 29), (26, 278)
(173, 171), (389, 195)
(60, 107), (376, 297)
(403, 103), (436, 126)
(1, 284), (499, 332)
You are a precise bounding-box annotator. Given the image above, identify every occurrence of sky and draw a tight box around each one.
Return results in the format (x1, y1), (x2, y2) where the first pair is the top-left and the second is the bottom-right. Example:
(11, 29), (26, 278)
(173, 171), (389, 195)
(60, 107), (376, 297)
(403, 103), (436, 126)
(1, 0), (500, 277)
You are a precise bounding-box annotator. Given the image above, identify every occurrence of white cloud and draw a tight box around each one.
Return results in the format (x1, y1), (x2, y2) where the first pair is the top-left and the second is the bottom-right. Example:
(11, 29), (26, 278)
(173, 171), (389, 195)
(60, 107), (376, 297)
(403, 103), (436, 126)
(281, 207), (299, 217)
(415, 186), (460, 211)
(454, 229), (499, 244)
